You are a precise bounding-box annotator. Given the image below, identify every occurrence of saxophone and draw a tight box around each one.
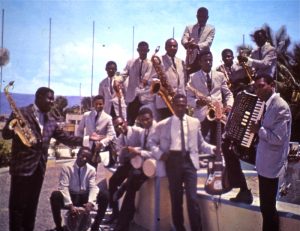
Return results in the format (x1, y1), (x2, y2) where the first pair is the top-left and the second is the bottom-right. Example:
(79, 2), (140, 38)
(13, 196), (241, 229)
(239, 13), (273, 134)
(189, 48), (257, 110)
(150, 46), (175, 114)
(4, 81), (38, 147)
(186, 83), (227, 123)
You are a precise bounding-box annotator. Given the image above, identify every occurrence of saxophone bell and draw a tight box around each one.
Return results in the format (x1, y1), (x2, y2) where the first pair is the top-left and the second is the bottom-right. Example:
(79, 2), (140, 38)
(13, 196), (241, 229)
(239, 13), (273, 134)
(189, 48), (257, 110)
(150, 79), (161, 94)
(206, 107), (216, 121)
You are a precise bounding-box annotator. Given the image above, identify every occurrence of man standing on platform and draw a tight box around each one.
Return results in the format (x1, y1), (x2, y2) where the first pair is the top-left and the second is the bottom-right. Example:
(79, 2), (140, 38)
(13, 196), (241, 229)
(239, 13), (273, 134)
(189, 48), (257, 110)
(123, 41), (154, 125)
(149, 94), (215, 231)
(181, 7), (215, 74)
(250, 74), (291, 231)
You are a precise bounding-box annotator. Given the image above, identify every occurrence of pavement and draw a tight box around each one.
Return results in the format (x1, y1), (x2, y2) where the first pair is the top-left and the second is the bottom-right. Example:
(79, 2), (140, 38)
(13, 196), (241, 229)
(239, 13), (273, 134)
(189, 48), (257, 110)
(0, 159), (148, 231)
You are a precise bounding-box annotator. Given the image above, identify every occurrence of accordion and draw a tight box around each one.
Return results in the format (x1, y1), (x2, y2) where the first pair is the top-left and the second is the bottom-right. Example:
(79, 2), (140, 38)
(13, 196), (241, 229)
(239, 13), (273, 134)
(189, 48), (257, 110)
(224, 91), (265, 164)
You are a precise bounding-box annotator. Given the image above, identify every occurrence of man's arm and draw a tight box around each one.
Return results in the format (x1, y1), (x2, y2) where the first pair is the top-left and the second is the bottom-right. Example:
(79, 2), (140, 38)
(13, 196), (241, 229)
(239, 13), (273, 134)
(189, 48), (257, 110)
(58, 165), (73, 206)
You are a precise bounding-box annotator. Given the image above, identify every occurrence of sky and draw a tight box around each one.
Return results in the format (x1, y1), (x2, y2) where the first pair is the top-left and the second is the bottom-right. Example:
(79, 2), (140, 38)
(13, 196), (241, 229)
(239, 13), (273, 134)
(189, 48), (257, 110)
(0, 0), (299, 98)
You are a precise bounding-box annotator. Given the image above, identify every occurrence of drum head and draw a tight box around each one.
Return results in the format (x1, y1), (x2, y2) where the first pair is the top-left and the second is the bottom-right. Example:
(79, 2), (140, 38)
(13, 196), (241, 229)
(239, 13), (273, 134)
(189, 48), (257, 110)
(130, 155), (143, 169)
(99, 151), (110, 167)
(143, 158), (157, 178)
(64, 208), (91, 231)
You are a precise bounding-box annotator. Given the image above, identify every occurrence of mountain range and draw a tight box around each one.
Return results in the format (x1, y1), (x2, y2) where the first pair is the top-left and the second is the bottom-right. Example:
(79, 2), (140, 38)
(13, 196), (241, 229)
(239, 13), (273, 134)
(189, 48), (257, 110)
(0, 92), (81, 115)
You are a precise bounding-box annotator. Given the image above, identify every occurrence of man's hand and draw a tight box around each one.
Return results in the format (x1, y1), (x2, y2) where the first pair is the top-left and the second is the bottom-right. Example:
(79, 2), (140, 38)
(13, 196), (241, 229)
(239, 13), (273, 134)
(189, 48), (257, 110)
(237, 55), (248, 63)
(90, 132), (106, 142)
(196, 98), (208, 107)
(83, 202), (94, 213)
(249, 121), (261, 134)
(68, 204), (80, 217)
(127, 146), (140, 156)
(95, 141), (104, 151)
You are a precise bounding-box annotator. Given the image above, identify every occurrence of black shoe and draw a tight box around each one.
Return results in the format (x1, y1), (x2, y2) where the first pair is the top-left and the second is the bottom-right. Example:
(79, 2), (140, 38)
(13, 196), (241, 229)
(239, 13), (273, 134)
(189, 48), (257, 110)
(230, 189), (253, 204)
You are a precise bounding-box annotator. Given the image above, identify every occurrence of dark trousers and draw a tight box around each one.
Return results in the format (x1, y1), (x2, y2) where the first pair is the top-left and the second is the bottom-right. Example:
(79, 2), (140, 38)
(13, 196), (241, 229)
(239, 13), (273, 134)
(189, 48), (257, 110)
(165, 151), (202, 231)
(9, 166), (44, 231)
(116, 169), (148, 230)
(108, 163), (132, 217)
(222, 141), (248, 189)
(127, 97), (142, 126)
(258, 175), (279, 231)
(50, 190), (108, 228)
(201, 118), (218, 145)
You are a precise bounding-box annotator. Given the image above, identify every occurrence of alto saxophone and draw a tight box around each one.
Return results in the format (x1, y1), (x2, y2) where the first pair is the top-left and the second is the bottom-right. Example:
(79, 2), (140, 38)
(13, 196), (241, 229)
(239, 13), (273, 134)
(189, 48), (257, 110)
(4, 81), (38, 147)
(150, 46), (175, 114)
(186, 83), (226, 123)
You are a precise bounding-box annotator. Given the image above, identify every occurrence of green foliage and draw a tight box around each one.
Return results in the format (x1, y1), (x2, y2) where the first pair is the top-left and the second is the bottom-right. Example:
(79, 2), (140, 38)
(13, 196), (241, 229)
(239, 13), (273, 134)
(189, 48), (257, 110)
(0, 139), (11, 167)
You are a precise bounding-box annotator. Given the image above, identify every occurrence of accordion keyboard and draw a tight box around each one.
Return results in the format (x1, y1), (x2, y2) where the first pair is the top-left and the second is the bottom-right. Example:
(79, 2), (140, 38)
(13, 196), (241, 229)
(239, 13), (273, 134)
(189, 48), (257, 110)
(225, 91), (265, 148)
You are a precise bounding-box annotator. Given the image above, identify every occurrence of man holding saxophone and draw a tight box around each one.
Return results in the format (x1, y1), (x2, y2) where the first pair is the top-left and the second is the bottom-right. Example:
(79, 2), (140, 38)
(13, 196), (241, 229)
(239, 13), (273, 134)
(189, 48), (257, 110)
(150, 38), (187, 121)
(2, 86), (101, 231)
(186, 49), (233, 145)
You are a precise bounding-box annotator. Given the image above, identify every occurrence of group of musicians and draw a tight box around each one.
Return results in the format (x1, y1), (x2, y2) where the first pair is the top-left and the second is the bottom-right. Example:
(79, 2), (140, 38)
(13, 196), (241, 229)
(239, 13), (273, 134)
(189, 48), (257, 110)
(1, 5), (292, 231)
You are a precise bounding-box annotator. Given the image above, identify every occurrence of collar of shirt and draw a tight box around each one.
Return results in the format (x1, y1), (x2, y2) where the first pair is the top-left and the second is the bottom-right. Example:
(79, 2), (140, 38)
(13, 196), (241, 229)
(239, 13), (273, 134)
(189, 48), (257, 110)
(200, 70), (211, 77)
(265, 92), (278, 110)
(33, 103), (46, 128)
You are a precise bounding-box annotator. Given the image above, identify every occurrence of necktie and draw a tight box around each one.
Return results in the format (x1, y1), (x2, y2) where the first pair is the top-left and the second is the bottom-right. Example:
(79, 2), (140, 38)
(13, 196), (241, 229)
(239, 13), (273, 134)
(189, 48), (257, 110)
(198, 26), (202, 37)
(206, 73), (212, 92)
(171, 57), (177, 69)
(180, 118), (186, 156)
(258, 47), (262, 60)
(78, 167), (81, 190)
(139, 59), (144, 79)
(143, 129), (149, 149)
(95, 112), (99, 122)
(110, 78), (114, 94)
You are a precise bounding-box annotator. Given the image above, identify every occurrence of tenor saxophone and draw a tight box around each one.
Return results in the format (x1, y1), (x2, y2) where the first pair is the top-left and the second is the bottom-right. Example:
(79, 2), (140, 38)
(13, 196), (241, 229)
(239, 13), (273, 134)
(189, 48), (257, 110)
(150, 46), (175, 114)
(4, 81), (38, 147)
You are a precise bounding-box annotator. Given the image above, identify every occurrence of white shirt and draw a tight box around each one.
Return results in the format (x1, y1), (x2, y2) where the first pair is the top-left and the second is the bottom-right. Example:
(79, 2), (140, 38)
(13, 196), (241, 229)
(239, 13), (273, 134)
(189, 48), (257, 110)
(170, 115), (189, 151)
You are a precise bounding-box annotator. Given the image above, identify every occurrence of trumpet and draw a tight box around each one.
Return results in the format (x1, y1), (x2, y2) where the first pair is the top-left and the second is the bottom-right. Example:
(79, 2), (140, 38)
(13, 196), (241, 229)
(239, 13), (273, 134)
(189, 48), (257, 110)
(238, 49), (254, 84)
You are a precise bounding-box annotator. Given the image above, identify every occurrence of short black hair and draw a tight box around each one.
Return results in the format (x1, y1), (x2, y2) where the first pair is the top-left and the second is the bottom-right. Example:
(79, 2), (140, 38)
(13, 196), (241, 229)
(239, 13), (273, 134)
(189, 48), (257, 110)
(173, 93), (187, 103)
(198, 48), (212, 60)
(138, 107), (153, 117)
(35, 87), (54, 100)
(221, 49), (233, 58)
(197, 7), (208, 16)
(78, 147), (92, 156)
(254, 29), (267, 39)
(138, 41), (149, 48)
(93, 95), (105, 103)
(105, 61), (117, 69)
(254, 74), (274, 84)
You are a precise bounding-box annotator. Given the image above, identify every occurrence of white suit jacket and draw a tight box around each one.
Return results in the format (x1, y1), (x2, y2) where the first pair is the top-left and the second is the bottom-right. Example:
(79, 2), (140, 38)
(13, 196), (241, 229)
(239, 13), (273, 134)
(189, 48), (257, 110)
(98, 76), (127, 120)
(186, 70), (234, 121)
(256, 93), (291, 178)
(150, 54), (186, 109)
(181, 23), (215, 64)
(248, 42), (277, 77)
(76, 110), (116, 149)
(123, 58), (153, 104)
(148, 115), (215, 174)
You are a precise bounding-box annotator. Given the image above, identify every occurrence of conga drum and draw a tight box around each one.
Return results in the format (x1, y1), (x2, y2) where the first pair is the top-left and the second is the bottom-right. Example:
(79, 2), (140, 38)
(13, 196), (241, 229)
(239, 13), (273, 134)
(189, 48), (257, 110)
(142, 158), (157, 178)
(130, 155), (143, 169)
(64, 207), (91, 231)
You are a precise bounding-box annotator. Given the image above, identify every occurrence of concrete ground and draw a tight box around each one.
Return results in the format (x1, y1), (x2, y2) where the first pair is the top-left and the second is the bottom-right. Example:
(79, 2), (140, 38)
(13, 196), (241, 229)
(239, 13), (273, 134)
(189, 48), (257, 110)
(0, 159), (149, 231)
